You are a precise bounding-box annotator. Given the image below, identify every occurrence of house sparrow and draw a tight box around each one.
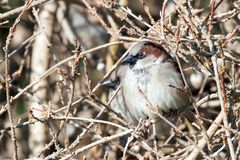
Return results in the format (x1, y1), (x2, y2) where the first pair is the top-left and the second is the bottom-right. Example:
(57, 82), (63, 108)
(104, 41), (194, 136)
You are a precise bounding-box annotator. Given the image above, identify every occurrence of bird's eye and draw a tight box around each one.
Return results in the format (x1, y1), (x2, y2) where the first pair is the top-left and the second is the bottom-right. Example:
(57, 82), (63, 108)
(137, 52), (145, 59)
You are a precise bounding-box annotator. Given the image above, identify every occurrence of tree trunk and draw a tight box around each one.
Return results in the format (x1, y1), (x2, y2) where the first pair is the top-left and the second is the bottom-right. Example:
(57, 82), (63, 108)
(28, 2), (57, 156)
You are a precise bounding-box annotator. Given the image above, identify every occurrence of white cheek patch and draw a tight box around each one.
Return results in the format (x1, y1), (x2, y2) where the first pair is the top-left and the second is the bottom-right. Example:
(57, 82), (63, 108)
(134, 56), (157, 69)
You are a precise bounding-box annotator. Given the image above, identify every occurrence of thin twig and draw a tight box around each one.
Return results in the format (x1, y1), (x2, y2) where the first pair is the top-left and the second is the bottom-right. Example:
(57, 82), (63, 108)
(53, 116), (127, 130)
(3, 1), (34, 159)
(186, 112), (223, 160)
(0, 0), (50, 20)
(209, 36), (236, 160)
(63, 129), (134, 159)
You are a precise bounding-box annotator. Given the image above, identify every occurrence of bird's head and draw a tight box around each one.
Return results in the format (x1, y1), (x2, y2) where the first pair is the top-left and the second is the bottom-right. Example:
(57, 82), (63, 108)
(122, 41), (169, 69)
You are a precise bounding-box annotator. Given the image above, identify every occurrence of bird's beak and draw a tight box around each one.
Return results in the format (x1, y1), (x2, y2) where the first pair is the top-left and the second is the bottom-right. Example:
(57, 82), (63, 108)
(100, 79), (119, 89)
(122, 54), (137, 66)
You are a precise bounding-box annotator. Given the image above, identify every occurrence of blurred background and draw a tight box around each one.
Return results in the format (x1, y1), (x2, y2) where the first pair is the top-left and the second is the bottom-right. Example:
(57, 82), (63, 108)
(0, 0), (240, 159)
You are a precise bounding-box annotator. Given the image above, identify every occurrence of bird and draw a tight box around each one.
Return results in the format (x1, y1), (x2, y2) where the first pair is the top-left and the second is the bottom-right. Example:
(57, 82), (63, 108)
(103, 40), (195, 137)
